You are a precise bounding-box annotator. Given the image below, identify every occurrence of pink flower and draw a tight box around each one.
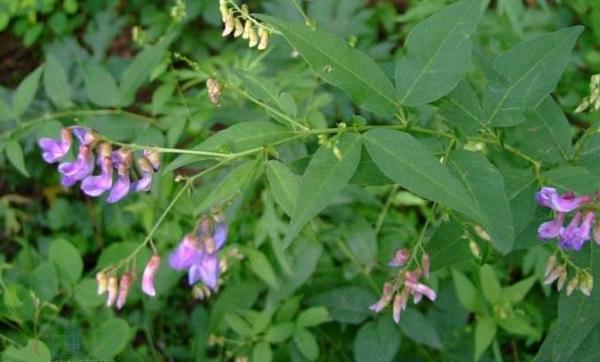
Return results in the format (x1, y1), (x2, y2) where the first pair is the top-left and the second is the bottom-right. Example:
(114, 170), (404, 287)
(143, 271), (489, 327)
(116, 272), (135, 310)
(369, 282), (394, 313)
(142, 255), (160, 297)
(388, 248), (410, 267)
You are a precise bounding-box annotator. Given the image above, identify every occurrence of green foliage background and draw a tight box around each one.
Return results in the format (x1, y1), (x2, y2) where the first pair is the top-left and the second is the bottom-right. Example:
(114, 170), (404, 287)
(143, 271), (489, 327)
(0, 0), (600, 361)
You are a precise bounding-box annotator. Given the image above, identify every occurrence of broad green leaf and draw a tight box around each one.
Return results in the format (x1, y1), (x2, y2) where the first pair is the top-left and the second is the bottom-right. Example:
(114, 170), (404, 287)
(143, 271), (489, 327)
(0, 98), (14, 122)
(479, 264), (502, 304)
(83, 63), (122, 107)
(505, 97), (573, 164)
(266, 160), (300, 217)
(308, 286), (376, 325)
(395, 0), (482, 106)
(353, 318), (400, 362)
(225, 314), (254, 337)
(246, 249), (279, 289)
(151, 81), (176, 115)
(97, 242), (151, 274)
(475, 317), (497, 361)
(165, 122), (292, 173)
(89, 318), (131, 360)
(399, 308), (442, 349)
(283, 133), (362, 247)
(13, 66), (43, 117)
(543, 166), (600, 195)
(482, 26), (583, 126)
(426, 221), (471, 272)
(452, 269), (480, 312)
(500, 165), (537, 234)
(293, 328), (319, 361)
(350, 149), (393, 186)
(120, 43), (167, 105)
(252, 342), (273, 362)
(196, 159), (263, 214)
(342, 216), (377, 267)
(448, 150), (515, 253)
(262, 16), (397, 116)
(43, 55), (72, 109)
(5, 140), (30, 177)
(31, 262), (59, 301)
(264, 322), (295, 343)
(440, 80), (485, 136)
(296, 307), (331, 328)
(498, 315), (540, 339)
(2, 339), (51, 362)
(363, 129), (479, 220)
(49, 239), (83, 285)
(504, 276), (536, 304)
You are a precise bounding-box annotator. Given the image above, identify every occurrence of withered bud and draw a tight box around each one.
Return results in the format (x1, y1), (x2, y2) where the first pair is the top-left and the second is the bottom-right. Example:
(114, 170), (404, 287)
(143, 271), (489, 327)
(233, 19), (244, 38)
(579, 272), (594, 297)
(138, 157), (154, 173)
(422, 254), (431, 279)
(469, 240), (481, 259)
(96, 272), (108, 295)
(219, 5), (228, 22)
(248, 26), (258, 48)
(143, 149), (161, 171)
(566, 276), (579, 296)
(557, 267), (568, 291)
(544, 255), (557, 279)
(474, 225), (491, 242)
(116, 272), (135, 309)
(207, 78), (222, 106)
(242, 20), (252, 39)
(98, 143), (112, 159)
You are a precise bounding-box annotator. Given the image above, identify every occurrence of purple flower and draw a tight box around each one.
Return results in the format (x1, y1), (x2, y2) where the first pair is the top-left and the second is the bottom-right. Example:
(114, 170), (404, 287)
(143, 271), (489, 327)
(559, 211), (595, 250)
(388, 248), (410, 267)
(58, 145), (95, 187)
(535, 187), (590, 212)
(72, 127), (96, 146)
(188, 253), (219, 289)
(107, 150), (133, 203)
(369, 282), (394, 313)
(169, 234), (201, 270)
(538, 213), (565, 240)
(132, 157), (154, 192)
(81, 156), (113, 196)
(38, 128), (72, 163)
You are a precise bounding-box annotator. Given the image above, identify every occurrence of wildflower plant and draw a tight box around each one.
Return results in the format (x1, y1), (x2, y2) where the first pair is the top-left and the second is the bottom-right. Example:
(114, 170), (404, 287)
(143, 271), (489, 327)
(1, 0), (600, 361)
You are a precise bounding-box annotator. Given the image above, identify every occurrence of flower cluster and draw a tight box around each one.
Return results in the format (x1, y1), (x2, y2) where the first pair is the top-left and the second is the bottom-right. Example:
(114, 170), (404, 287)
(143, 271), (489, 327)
(219, 0), (269, 50)
(169, 214), (228, 290)
(370, 249), (436, 323)
(38, 127), (160, 203)
(535, 187), (597, 251)
(543, 255), (594, 297)
(96, 271), (135, 309)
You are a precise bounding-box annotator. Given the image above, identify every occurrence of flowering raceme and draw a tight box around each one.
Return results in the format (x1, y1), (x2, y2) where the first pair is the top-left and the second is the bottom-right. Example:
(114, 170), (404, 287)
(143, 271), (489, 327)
(38, 127), (160, 203)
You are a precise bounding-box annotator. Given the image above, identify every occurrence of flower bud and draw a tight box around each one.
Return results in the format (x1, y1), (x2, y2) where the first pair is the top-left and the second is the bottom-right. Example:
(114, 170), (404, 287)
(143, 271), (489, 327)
(106, 275), (118, 307)
(557, 267), (568, 291)
(138, 157), (154, 174)
(143, 149), (160, 171)
(222, 13), (234, 37)
(233, 19), (244, 38)
(248, 26), (258, 48)
(544, 255), (557, 279)
(207, 78), (222, 106)
(579, 272), (594, 297)
(257, 28), (269, 50)
(544, 265), (564, 286)
(421, 254), (431, 279)
(469, 240), (481, 259)
(142, 255), (160, 297)
(388, 248), (410, 267)
(369, 282), (394, 313)
(242, 19), (252, 39)
(219, 4), (228, 22)
(96, 272), (108, 295)
(474, 225), (491, 242)
(566, 276), (579, 296)
(116, 272), (135, 309)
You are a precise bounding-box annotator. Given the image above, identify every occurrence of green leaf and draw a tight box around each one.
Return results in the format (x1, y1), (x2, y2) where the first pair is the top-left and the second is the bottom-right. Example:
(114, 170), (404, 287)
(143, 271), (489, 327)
(504, 276), (536, 304)
(297, 307), (331, 328)
(151, 81), (176, 115)
(426, 221), (471, 272)
(89, 318), (131, 361)
(482, 26), (583, 126)
(49, 239), (83, 285)
(342, 216), (378, 266)
(2, 339), (51, 362)
(498, 315), (540, 339)
(480, 264), (502, 304)
(505, 97), (573, 164)
(440, 80), (484, 136)
(83, 63), (122, 107)
(165, 122), (292, 173)
(74, 278), (105, 307)
(0, 98), (14, 122)
(31, 262), (59, 301)
(448, 150), (515, 253)
(5, 140), (30, 177)
(474, 316), (497, 361)
(246, 249), (279, 289)
(252, 342), (273, 362)
(395, 0), (482, 106)
(97, 242), (151, 274)
(452, 269), (480, 312)
(43, 55), (72, 109)
(120, 43), (167, 105)
(363, 129), (479, 219)
(265, 322), (295, 343)
(196, 160), (263, 214)
(266, 160), (300, 217)
(262, 16), (397, 116)
(308, 286), (376, 324)
(543, 166), (599, 195)
(12, 66), (43, 117)
(353, 318), (400, 362)
(225, 314), (254, 337)
(399, 308), (442, 349)
(293, 328), (319, 361)
(283, 133), (362, 247)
